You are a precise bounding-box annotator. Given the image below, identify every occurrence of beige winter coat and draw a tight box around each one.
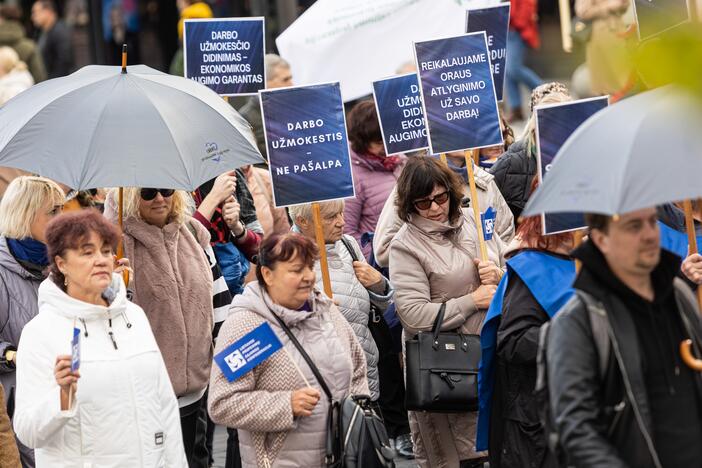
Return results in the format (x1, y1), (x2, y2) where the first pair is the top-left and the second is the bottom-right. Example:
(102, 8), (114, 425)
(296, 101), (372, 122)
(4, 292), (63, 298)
(390, 214), (504, 467)
(208, 282), (369, 468)
(374, 165), (513, 268)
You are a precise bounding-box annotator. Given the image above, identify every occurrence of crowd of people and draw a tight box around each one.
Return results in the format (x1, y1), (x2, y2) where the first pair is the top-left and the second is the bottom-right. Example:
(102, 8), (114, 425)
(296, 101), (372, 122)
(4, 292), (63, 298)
(0, 3), (700, 468)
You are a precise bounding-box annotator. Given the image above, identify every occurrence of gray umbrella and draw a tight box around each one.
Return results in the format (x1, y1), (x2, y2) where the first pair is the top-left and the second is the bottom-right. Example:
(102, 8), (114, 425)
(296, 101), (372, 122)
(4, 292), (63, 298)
(0, 64), (264, 190)
(522, 86), (702, 218)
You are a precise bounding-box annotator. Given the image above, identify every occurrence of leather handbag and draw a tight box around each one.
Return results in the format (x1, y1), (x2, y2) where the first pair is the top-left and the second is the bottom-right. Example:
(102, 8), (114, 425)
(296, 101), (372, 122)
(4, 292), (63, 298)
(404, 304), (481, 413)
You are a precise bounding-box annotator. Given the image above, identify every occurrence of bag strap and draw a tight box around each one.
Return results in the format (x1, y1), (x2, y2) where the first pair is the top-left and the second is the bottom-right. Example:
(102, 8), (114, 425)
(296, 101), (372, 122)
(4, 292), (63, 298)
(431, 303), (447, 345)
(340, 236), (383, 324)
(576, 290), (611, 380)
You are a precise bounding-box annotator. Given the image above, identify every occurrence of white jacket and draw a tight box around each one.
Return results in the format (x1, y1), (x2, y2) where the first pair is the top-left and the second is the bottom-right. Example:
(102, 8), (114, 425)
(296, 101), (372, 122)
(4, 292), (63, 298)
(13, 274), (187, 468)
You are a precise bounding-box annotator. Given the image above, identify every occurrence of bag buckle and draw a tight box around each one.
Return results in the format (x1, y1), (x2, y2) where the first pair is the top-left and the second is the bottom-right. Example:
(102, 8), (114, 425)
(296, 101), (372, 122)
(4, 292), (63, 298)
(440, 372), (456, 390)
(371, 308), (381, 323)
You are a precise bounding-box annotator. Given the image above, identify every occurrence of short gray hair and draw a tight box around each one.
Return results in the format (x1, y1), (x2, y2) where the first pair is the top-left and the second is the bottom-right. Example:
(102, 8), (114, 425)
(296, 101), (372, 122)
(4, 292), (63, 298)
(265, 54), (290, 81)
(289, 199), (345, 224)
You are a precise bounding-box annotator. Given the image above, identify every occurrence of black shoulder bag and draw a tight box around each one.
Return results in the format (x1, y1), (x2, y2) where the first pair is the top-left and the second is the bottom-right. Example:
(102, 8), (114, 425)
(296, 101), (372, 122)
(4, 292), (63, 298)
(404, 303), (481, 412)
(268, 311), (396, 468)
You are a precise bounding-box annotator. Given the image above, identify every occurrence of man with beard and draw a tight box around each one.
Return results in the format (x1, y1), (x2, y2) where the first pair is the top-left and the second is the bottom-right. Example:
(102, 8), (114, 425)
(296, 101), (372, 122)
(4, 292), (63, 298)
(547, 207), (702, 467)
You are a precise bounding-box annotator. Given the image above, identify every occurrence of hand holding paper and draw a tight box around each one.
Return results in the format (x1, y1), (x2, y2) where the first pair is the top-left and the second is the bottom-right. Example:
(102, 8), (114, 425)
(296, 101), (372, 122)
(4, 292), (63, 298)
(55, 354), (79, 411)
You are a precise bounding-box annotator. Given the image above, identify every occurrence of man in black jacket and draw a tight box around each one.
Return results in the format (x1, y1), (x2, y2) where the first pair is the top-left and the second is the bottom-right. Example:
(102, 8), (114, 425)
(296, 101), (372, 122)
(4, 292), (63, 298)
(31, 0), (73, 78)
(548, 207), (702, 468)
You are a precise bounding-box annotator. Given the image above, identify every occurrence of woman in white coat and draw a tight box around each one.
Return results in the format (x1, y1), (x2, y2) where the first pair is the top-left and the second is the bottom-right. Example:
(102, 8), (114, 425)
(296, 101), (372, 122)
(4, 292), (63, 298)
(13, 209), (187, 467)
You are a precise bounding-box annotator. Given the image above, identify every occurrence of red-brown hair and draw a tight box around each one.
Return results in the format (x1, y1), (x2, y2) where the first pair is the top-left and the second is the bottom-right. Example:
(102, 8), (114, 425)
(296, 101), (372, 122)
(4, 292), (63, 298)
(46, 209), (121, 289)
(347, 100), (382, 155)
(256, 233), (319, 290)
(518, 176), (573, 250)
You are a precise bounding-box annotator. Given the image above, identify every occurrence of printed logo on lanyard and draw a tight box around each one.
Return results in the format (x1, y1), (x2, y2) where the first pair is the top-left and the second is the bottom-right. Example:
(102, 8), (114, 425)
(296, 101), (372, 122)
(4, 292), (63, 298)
(481, 206), (496, 241)
(71, 327), (80, 372)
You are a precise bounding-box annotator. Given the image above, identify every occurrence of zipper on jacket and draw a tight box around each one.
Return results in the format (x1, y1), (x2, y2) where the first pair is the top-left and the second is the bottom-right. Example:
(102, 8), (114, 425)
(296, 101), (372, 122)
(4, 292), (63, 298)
(107, 317), (118, 350)
(79, 318), (89, 337)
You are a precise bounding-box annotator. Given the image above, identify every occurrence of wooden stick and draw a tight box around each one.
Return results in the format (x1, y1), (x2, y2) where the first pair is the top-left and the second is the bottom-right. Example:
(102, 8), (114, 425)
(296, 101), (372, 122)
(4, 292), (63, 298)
(683, 199), (702, 309)
(558, 0), (573, 53)
(312, 202), (333, 298)
(472, 148), (480, 166)
(121, 44), (127, 73)
(573, 230), (584, 272)
(117, 187), (129, 286)
(281, 346), (311, 388)
(464, 151), (488, 262)
(440, 153), (447, 166)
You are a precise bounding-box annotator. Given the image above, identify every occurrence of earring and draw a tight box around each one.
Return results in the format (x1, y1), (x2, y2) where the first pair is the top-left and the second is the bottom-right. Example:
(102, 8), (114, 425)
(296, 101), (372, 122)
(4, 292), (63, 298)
(64, 276), (68, 286)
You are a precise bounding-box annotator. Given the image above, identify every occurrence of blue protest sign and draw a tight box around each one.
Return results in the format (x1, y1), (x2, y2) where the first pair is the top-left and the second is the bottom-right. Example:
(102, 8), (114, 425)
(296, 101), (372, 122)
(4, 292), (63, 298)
(633, 0), (691, 41)
(372, 73), (428, 155)
(414, 32), (503, 154)
(465, 4), (510, 102)
(481, 206), (497, 241)
(71, 327), (80, 372)
(260, 82), (355, 207)
(183, 18), (265, 96)
(214, 322), (283, 382)
(535, 96), (609, 234)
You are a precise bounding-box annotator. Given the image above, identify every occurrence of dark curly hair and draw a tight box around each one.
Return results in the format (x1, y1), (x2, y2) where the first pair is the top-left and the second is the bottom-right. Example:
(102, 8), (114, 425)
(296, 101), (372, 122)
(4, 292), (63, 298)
(46, 209), (121, 290)
(395, 156), (465, 224)
(256, 233), (319, 291)
(346, 99), (383, 155)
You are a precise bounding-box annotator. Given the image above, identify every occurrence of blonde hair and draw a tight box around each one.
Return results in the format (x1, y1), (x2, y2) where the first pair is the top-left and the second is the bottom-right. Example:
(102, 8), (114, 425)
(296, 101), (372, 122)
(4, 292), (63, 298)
(289, 199), (345, 224)
(522, 88), (572, 155)
(0, 176), (65, 238)
(120, 187), (193, 225)
(0, 46), (26, 75)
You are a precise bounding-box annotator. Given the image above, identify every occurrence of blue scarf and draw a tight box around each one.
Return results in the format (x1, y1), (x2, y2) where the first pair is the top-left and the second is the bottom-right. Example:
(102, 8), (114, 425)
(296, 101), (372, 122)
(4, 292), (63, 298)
(6, 237), (49, 267)
(476, 250), (576, 451)
(658, 220), (702, 262)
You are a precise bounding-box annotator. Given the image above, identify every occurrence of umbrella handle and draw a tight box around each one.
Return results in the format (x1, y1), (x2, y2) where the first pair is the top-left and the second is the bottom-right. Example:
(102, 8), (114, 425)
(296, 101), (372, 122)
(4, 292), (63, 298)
(680, 339), (702, 371)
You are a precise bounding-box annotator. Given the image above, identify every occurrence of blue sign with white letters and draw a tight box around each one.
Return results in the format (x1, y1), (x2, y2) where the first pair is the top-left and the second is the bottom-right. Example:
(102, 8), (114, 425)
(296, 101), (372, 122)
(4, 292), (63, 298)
(183, 18), (265, 96)
(466, 4), (511, 102)
(260, 82), (355, 207)
(372, 73), (429, 155)
(214, 322), (283, 382)
(535, 96), (609, 234)
(414, 32), (503, 154)
(71, 327), (80, 372)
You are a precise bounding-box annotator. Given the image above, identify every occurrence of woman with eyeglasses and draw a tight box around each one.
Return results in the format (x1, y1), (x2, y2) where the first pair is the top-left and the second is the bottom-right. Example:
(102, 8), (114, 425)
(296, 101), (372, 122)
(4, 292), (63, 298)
(0, 176), (65, 467)
(118, 187), (223, 468)
(389, 157), (504, 468)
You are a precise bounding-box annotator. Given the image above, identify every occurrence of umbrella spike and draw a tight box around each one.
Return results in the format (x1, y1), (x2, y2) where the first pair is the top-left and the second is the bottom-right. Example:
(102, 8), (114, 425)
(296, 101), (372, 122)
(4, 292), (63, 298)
(121, 44), (127, 74)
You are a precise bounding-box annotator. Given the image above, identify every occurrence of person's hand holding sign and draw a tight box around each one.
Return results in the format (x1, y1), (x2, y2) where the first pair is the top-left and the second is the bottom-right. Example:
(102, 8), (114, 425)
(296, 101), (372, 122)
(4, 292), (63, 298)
(474, 259), (503, 286)
(353, 261), (383, 289)
(682, 253), (702, 284)
(291, 387), (321, 417)
(55, 354), (80, 411)
(222, 196), (245, 238)
(197, 171), (238, 222)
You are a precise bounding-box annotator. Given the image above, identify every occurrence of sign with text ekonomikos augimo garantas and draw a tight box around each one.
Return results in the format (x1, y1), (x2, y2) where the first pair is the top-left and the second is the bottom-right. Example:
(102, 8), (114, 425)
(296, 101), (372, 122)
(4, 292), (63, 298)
(414, 32), (503, 154)
(372, 73), (429, 156)
(183, 17), (265, 96)
(260, 82), (355, 207)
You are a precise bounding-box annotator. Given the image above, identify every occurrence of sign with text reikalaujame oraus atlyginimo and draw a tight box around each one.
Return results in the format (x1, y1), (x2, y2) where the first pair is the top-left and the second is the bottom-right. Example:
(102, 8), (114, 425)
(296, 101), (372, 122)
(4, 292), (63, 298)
(372, 73), (429, 156)
(535, 96), (609, 235)
(632, 0), (691, 41)
(414, 32), (503, 155)
(183, 18), (265, 96)
(260, 82), (355, 207)
(214, 322), (283, 382)
(465, 4), (510, 103)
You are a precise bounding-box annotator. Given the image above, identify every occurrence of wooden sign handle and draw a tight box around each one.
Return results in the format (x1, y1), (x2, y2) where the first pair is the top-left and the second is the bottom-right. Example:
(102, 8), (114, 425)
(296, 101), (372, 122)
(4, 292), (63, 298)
(683, 199), (702, 310)
(464, 151), (488, 262)
(312, 202), (333, 298)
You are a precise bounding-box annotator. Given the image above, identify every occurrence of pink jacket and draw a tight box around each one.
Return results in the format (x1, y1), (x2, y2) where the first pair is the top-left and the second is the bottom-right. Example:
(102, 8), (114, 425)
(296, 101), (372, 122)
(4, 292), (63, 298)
(344, 150), (405, 260)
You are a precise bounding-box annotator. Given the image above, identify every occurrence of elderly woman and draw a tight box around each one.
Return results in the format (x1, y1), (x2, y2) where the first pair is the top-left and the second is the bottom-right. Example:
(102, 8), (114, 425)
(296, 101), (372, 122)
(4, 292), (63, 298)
(477, 179), (576, 468)
(118, 187), (223, 468)
(13, 209), (186, 467)
(0, 176), (64, 467)
(389, 156), (503, 467)
(289, 200), (393, 403)
(208, 233), (369, 468)
(345, 99), (406, 260)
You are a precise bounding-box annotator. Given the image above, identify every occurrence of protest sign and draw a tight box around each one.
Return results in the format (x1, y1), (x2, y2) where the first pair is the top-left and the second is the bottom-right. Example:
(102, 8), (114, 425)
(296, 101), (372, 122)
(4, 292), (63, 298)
(535, 96), (609, 234)
(465, 4), (510, 102)
(414, 32), (503, 154)
(633, 0), (691, 41)
(372, 73), (428, 155)
(260, 82), (354, 207)
(214, 322), (283, 382)
(183, 18), (265, 96)
(71, 327), (80, 372)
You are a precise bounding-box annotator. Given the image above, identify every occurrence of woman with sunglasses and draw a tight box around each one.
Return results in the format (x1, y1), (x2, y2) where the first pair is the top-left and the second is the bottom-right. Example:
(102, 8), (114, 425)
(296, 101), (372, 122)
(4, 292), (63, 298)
(118, 187), (223, 468)
(389, 157), (504, 468)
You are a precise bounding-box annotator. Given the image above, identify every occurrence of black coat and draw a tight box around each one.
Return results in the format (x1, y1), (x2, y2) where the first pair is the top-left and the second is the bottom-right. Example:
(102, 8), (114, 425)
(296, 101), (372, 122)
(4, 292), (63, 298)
(488, 139), (537, 220)
(548, 241), (702, 468)
(489, 260), (560, 468)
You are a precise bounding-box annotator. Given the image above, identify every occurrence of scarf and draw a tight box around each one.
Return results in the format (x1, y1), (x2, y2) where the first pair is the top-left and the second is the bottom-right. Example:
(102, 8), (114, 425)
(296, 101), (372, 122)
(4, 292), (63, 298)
(7, 237), (49, 266)
(362, 152), (403, 172)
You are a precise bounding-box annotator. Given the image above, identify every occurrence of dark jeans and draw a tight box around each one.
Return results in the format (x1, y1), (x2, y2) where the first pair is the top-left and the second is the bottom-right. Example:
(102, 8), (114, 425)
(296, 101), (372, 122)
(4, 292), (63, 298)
(180, 395), (210, 468)
(369, 315), (411, 439)
(225, 428), (242, 468)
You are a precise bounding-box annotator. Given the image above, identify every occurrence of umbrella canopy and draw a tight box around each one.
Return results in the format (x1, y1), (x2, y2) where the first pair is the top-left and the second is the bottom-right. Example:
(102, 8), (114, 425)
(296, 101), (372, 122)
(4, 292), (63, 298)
(523, 86), (702, 218)
(0, 64), (264, 190)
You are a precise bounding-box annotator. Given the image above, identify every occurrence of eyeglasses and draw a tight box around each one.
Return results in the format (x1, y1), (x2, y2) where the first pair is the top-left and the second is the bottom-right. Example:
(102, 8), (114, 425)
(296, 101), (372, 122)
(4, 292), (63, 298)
(140, 188), (175, 201)
(413, 191), (450, 211)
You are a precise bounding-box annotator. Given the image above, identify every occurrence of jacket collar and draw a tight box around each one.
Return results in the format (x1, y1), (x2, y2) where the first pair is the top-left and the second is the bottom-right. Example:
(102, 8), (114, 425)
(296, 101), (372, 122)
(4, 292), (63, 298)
(38, 273), (127, 321)
(0, 236), (42, 280)
(407, 213), (464, 239)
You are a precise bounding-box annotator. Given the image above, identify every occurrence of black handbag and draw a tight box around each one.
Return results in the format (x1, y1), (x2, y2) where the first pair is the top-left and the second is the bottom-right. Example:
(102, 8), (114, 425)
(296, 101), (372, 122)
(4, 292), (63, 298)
(404, 304), (481, 413)
(269, 311), (396, 468)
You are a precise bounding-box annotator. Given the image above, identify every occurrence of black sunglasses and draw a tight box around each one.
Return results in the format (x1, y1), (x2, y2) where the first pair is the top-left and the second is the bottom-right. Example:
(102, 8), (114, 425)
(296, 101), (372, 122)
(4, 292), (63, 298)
(140, 188), (175, 201)
(413, 191), (450, 211)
